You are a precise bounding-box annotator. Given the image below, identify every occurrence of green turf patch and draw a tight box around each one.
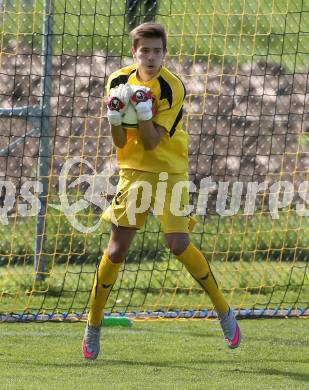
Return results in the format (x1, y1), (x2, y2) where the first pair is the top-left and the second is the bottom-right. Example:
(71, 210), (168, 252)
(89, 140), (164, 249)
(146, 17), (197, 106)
(0, 319), (308, 390)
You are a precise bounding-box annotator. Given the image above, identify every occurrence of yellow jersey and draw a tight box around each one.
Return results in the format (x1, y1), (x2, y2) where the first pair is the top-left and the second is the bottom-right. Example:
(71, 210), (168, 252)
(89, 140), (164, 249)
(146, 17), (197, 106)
(106, 64), (188, 174)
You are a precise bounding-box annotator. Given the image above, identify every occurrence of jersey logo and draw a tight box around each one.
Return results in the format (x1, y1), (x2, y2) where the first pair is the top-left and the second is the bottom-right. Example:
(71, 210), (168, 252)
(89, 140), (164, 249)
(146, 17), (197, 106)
(102, 283), (112, 288)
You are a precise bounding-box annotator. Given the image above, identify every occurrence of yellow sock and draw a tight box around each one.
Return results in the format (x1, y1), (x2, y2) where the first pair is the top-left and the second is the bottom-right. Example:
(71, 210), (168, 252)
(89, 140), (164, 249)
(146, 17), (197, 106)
(88, 251), (122, 326)
(177, 243), (229, 313)
(188, 216), (197, 233)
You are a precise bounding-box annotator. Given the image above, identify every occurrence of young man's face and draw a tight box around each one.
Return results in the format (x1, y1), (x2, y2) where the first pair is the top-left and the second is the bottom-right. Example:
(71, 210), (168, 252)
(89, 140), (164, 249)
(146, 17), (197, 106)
(132, 37), (166, 80)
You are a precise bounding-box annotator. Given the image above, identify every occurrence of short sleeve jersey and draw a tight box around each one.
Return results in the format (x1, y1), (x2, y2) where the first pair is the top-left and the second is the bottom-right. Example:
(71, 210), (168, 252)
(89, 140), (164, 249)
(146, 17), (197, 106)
(106, 64), (188, 174)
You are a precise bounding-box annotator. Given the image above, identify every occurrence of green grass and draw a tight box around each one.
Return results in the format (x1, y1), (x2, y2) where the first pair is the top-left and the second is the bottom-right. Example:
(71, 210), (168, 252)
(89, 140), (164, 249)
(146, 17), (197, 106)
(0, 319), (308, 389)
(1, 257), (308, 317)
(1, 209), (309, 263)
(0, 0), (308, 71)
(0, 209), (308, 316)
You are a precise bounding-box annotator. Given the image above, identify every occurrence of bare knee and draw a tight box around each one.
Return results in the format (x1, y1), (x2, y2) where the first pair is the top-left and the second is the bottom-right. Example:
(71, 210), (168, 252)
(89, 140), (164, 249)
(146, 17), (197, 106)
(107, 242), (128, 263)
(107, 238), (130, 263)
(165, 233), (190, 256)
(107, 225), (136, 263)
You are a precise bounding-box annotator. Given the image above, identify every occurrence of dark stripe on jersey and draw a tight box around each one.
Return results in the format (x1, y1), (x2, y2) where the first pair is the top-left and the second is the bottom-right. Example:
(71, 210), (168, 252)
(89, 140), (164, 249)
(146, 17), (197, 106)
(158, 76), (173, 108)
(122, 122), (138, 128)
(110, 75), (130, 89)
(129, 68), (137, 76)
(170, 107), (183, 137)
(162, 73), (185, 137)
(174, 74), (187, 98)
(110, 69), (136, 89)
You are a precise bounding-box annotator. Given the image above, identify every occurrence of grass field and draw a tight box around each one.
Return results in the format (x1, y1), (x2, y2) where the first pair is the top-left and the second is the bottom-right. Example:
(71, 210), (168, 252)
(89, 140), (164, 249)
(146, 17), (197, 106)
(0, 319), (308, 390)
(1, 210), (308, 317)
(1, 210), (309, 263)
(0, 259), (308, 317)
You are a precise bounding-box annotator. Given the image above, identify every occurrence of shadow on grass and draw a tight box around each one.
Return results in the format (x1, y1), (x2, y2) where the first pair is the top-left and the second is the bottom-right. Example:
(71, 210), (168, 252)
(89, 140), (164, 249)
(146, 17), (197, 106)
(3, 358), (207, 372)
(5, 356), (309, 375)
(239, 368), (309, 383)
(242, 334), (309, 347)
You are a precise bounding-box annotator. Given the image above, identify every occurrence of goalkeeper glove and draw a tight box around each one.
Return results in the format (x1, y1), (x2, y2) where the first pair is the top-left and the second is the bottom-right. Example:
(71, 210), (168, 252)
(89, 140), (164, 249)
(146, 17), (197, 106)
(130, 86), (153, 121)
(107, 84), (132, 126)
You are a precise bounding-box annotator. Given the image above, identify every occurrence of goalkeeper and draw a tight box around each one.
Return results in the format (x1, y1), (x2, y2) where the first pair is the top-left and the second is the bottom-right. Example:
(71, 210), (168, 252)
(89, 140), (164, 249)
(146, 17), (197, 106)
(82, 22), (241, 360)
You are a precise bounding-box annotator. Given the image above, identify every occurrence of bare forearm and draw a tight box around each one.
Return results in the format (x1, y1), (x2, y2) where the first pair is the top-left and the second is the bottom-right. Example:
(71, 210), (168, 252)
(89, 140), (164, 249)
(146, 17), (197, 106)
(138, 120), (163, 150)
(111, 125), (127, 148)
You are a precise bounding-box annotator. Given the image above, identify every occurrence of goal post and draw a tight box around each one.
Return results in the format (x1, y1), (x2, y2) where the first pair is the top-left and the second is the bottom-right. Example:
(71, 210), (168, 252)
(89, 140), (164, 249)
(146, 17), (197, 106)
(0, 0), (308, 321)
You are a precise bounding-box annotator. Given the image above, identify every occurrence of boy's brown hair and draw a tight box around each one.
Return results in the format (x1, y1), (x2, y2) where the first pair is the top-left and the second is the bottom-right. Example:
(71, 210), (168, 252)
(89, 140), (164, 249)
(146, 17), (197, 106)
(130, 22), (167, 50)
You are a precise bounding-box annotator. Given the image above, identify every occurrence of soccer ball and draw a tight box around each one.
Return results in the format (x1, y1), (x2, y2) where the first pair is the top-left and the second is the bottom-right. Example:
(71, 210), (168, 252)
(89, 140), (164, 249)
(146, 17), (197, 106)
(122, 102), (138, 127)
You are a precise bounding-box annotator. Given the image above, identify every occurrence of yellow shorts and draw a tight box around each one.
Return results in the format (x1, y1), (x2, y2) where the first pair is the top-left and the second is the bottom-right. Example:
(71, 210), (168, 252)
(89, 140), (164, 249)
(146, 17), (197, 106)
(102, 169), (196, 234)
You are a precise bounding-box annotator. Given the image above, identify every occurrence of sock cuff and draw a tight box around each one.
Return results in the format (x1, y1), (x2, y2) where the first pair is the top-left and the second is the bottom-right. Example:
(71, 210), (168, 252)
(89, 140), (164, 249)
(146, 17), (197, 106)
(101, 251), (123, 269)
(176, 242), (210, 277)
(96, 251), (122, 287)
(176, 242), (195, 261)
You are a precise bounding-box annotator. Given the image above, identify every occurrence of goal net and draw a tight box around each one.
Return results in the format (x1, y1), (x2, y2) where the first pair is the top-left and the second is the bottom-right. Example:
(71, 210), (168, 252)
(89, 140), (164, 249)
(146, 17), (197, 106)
(0, 0), (308, 321)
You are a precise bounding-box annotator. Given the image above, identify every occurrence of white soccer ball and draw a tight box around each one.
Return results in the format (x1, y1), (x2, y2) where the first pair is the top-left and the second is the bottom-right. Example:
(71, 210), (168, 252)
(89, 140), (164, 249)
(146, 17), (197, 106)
(122, 102), (138, 127)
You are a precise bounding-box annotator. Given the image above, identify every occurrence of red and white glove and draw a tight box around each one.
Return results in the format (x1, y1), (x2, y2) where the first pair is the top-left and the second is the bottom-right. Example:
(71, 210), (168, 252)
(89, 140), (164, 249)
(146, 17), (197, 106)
(107, 84), (132, 126)
(130, 85), (153, 121)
